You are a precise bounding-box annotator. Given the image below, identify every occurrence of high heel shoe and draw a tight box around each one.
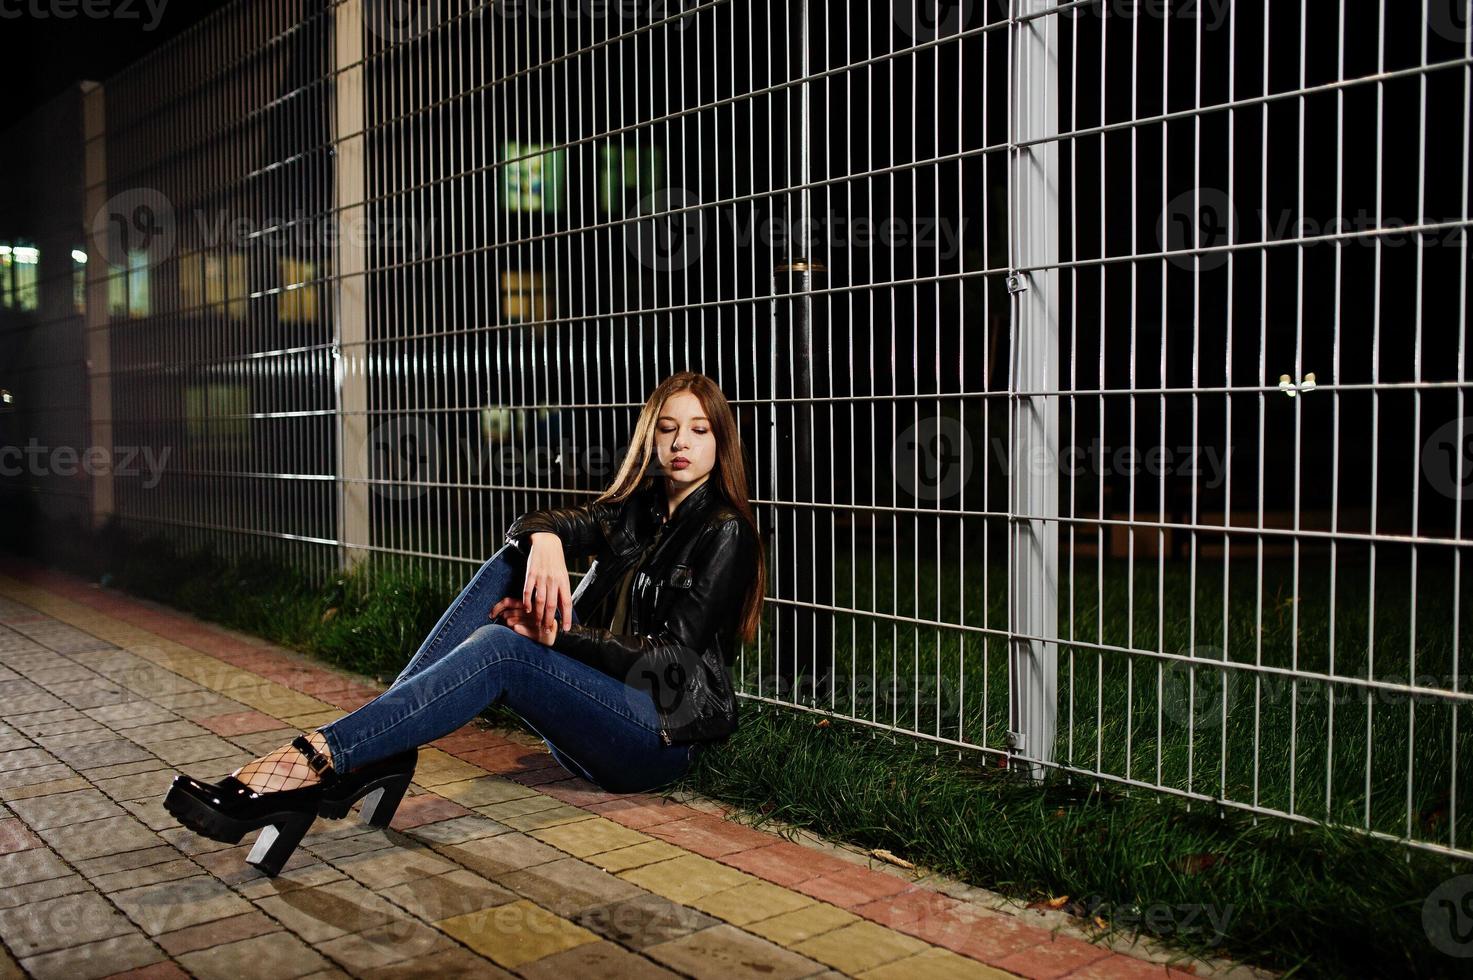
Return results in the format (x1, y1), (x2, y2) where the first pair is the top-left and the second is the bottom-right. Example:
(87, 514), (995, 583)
(317, 748), (419, 827)
(163, 736), (336, 877)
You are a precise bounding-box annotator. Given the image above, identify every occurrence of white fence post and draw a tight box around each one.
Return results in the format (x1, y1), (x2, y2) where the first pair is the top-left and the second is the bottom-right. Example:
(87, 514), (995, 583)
(1008, 1), (1060, 780)
(334, 0), (370, 571)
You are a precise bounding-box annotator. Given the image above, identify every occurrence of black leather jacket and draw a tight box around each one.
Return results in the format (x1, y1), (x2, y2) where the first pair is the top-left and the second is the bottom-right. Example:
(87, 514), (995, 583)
(503, 476), (758, 746)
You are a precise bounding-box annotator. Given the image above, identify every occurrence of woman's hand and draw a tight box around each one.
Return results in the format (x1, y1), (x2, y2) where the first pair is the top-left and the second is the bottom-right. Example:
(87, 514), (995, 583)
(520, 531), (575, 635)
(489, 598), (559, 646)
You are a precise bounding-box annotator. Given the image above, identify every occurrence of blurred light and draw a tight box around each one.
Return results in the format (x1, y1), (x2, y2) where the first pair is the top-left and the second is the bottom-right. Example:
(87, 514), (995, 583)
(72, 250), (88, 264)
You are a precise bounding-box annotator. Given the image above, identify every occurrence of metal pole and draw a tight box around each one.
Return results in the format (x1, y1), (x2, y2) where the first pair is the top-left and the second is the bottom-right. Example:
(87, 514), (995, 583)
(1008, 0), (1059, 780)
(335, 0), (369, 571)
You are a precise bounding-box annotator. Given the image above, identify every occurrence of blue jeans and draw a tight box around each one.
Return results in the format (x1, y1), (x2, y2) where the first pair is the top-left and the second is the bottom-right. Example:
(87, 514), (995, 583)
(317, 543), (696, 794)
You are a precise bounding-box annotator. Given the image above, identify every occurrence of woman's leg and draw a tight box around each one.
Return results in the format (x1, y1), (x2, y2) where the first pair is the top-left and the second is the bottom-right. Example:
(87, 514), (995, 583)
(231, 542), (538, 792)
(319, 623), (694, 793)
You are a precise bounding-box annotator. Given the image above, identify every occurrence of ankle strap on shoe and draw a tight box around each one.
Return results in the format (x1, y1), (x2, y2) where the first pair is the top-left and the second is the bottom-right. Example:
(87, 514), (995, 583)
(291, 735), (336, 778)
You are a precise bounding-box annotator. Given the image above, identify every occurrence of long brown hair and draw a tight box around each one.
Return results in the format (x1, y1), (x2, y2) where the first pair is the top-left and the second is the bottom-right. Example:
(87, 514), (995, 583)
(592, 372), (766, 644)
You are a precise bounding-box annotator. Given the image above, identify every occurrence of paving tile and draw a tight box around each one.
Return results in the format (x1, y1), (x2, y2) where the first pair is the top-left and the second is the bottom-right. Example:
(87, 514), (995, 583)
(177, 932), (329, 980)
(332, 842), (460, 890)
(120, 720), (211, 745)
(434, 775), (540, 807)
(529, 816), (654, 858)
(353, 946), (512, 978)
(34, 728), (121, 750)
(101, 961), (192, 980)
(0, 873), (92, 910)
(438, 898), (599, 969)
(0, 764), (77, 796)
(39, 815), (163, 862)
(254, 878), (402, 944)
(155, 909), (282, 956)
(430, 831), (566, 879)
(992, 931), (1117, 978)
(5, 777), (87, 806)
(0, 846), (71, 886)
(857, 945), (1021, 979)
(718, 839), (858, 886)
(587, 796), (697, 830)
(93, 768), (176, 804)
(616, 853), (757, 905)
(196, 710), (284, 736)
(0, 747), (61, 772)
(315, 918), (454, 972)
(644, 922), (828, 980)
(496, 804), (597, 832)
(147, 734), (239, 766)
(472, 793), (565, 822)
(575, 894), (722, 950)
(411, 748), (493, 787)
(0, 816), (42, 854)
(224, 729), (300, 757)
(74, 846), (182, 880)
(791, 919), (933, 974)
(382, 868), (517, 921)
(47, 679), (136, 709)
(0, 890), (139, 956)
(151, 691), (247, 719)
(192, 839), (325, 887)
(793, 864), (916, 908)
(386, 791), (472, 829)
(402, 814), (512, 846)
(91, 858), (202, 894)
(82, 759), (169, 782)
(499, 856), (647, 916)
(302, 828), (399, 862)
(84, 702), (179, 730)
(8, 708), (106, 737)
(745, 902), (861, 946)
(691, 879), (817, 926)
(645, 812), (779, 858)
(120, 798), (181, 832)
(514, 939), (683, 980)
(234, 859), (347, 899)
(9, 789), (126, 830)
(17, 932), (163, 980)
(47, 739), (156, 771)
(111, 874), (254, 935)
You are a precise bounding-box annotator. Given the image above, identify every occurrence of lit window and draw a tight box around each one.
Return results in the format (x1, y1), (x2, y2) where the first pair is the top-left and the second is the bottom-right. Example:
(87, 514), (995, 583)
(598, 144), (666, 213)
(126, 248), (150, 318)
(278, 257), (319, 323)
(500, 270), (548, 323)
(500, 142), (566, 214)
(0, 245), (13, 309)
(13, 246), (38, 311)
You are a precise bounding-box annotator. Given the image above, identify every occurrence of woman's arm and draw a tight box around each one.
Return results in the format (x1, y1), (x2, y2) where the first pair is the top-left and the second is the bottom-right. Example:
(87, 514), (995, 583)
(504, 497), (615, 559)
(546, 517), (756, 680)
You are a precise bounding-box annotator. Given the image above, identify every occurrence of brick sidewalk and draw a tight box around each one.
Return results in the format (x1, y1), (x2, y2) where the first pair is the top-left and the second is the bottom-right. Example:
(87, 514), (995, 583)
(0, 561), (1251, 980)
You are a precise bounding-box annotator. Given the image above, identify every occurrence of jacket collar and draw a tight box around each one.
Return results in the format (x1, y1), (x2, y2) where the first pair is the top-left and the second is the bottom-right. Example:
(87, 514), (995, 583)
(642, 473), (719, 530)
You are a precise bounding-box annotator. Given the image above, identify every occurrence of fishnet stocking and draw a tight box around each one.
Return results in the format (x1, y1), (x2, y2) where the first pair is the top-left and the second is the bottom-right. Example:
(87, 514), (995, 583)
(232, 731), (333, 793)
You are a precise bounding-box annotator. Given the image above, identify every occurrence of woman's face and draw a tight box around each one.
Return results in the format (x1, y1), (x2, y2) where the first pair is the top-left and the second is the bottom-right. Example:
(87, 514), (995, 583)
(655, 391), (717, 490)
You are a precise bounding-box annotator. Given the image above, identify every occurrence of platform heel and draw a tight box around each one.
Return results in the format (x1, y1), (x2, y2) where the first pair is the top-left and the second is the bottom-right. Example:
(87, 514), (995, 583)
(245, 811), (316, 877)
(317, 749), (419, 826)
